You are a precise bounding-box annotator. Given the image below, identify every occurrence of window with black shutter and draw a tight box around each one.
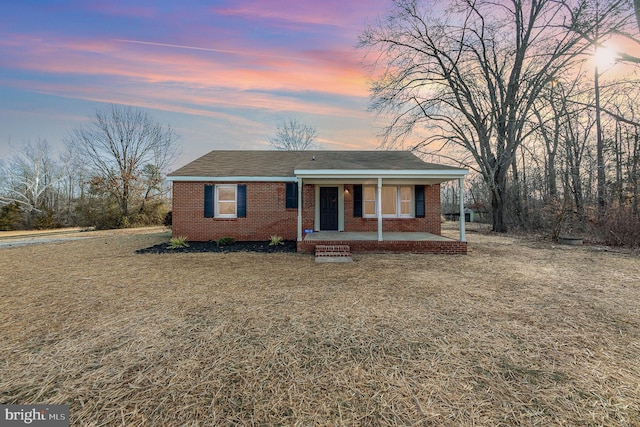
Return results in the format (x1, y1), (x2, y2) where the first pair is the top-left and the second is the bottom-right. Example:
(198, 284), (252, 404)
(285, 182), (298, 209)
(353, 185), (362, 217)
(204, 185), (214, 218)
(205, 184), (246, 218)
(237, 184), (246, 218)
(415, 185), (425, 218)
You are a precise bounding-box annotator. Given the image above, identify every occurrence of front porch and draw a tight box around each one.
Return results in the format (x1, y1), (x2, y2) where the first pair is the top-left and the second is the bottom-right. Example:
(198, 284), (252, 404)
(297, 231), (467, 254)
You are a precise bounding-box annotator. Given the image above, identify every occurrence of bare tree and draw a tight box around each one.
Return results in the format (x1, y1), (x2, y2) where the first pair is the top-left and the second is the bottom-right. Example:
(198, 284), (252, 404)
(66, 105), (179, 222)
(269, 118), (319, 150)
(360, 0), (630, 232)
(0, 139), (61, 212)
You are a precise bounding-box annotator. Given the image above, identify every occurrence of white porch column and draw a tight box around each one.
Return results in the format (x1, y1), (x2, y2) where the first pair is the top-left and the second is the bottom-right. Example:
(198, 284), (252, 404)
(377, 177), (383, 241)
(458, 177), (466, 242)
(297, 178), (303, 242)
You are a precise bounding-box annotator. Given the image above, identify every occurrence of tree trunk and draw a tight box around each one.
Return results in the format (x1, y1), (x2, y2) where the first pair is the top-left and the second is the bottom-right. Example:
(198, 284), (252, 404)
(490, 169), (509, 233)
(548, 149), (557, 198)
(121, 181), (129, 220)
(572, 166), (585, 222)
(595, 66), (606, 216)
(566, 136), (585, 222)
(491, 189), (508, 232)
(521, 146), (529, 224)
(633, 129), (639, 217)
(511, 156), (524, 227)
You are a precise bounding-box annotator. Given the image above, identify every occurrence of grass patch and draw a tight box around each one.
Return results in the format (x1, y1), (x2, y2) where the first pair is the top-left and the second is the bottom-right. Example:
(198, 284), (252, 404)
(0, 227), (639, 425)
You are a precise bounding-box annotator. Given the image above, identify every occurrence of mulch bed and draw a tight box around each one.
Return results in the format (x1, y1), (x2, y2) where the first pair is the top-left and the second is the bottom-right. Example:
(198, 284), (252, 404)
(136, 240), (297, 254)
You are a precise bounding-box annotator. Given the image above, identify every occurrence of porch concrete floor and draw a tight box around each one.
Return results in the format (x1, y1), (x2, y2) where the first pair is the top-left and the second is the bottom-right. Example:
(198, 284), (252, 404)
(302, 231), (454, 242)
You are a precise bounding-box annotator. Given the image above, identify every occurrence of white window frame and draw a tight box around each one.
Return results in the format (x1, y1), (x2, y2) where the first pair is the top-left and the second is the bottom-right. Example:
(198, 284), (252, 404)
(363, 185), (414, 218)
(215, 184), (237, 218)
(363, 186), (377, 217)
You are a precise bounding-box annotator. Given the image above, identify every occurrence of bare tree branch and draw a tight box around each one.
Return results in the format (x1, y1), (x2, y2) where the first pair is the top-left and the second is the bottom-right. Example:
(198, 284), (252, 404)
(269, 118), (320, 150)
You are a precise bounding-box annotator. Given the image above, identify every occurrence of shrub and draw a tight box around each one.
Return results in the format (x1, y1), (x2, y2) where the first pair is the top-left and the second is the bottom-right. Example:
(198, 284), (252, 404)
(217, 237), (235, 247)
(268, 235), (284, 246)
(0, 203), (23, 231)
(34, 209), (63, 230)
(130, 201), (169, 227)
(167, 236), (189, 249)
(594, 206), (640, 248)
(74, 197), (121, 230)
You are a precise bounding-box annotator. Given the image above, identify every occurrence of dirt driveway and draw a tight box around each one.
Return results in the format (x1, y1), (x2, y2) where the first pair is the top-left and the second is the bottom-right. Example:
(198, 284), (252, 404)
(0, 227), (165, 248)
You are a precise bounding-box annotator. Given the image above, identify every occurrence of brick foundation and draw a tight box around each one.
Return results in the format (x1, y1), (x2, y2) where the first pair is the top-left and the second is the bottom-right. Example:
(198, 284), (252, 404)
(298, 240), (467, 254)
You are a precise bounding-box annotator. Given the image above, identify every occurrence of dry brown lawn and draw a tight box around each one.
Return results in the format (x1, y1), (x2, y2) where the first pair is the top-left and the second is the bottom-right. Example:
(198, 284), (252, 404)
(1, 226), (639, 426)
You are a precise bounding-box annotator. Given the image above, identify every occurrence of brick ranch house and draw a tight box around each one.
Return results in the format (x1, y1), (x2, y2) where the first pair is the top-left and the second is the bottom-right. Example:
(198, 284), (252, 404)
(167, 150), (469, 254)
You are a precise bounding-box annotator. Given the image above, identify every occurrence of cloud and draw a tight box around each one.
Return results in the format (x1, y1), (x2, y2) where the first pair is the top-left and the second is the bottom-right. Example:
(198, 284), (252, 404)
(0, 0), (394, 156)
(115, 39), (309, 61)
(1, 32), (370, 100)
(213, 0), (389, 31)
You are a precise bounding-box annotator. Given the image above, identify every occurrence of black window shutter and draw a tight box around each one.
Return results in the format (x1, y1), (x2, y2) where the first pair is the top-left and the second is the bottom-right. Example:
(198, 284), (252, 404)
(415, 185), (425, 218)
(204, 185), (214, 218)
(353, 184), (363, 217)
(285, 182), (298, 209)
(237, 185), (246, 217)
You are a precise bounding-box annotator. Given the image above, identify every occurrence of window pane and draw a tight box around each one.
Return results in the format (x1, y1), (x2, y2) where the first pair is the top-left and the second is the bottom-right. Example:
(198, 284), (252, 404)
(218, 201), (236, 215)
(400, 186), (412, 215)
(400, 186), (412, 201)
(218, 187), (235, 201)
(363, 186), (376, 216)
(382, 187), (397, 215)
(364, 201), (376, 215)
(364, 186), (376, 201)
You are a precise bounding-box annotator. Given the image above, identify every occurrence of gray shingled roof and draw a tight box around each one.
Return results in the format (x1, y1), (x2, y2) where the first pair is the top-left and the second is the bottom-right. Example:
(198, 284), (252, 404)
(169, 150), (464, 177)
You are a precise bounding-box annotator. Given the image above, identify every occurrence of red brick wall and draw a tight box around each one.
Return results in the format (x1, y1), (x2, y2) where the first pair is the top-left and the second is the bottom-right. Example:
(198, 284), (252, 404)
(172, 181), (298, 241)
(172, 182), (443, 242)
(301, 184), (315, 232)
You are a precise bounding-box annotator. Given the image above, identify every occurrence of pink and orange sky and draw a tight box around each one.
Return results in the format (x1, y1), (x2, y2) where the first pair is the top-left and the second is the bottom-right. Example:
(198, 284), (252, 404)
(0, 0), (393, 166)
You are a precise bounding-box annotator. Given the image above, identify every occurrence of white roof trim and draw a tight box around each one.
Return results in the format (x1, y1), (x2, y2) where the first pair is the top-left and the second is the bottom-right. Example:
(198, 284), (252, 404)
(294, 168), (468, 179)
(167, 176), (298, 182)
(168, 168), (468, 182)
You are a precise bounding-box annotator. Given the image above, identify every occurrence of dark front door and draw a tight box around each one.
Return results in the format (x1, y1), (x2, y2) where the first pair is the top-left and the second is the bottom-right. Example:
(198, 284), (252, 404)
(319, 187), (339, 230)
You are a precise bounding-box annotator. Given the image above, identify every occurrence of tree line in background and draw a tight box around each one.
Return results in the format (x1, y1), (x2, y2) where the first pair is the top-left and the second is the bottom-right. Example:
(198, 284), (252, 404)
(0, 105), (179, 231)
(0, 107), (324, 232)
(362, 0), (640, 247)
(3, 0), (639, 249)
